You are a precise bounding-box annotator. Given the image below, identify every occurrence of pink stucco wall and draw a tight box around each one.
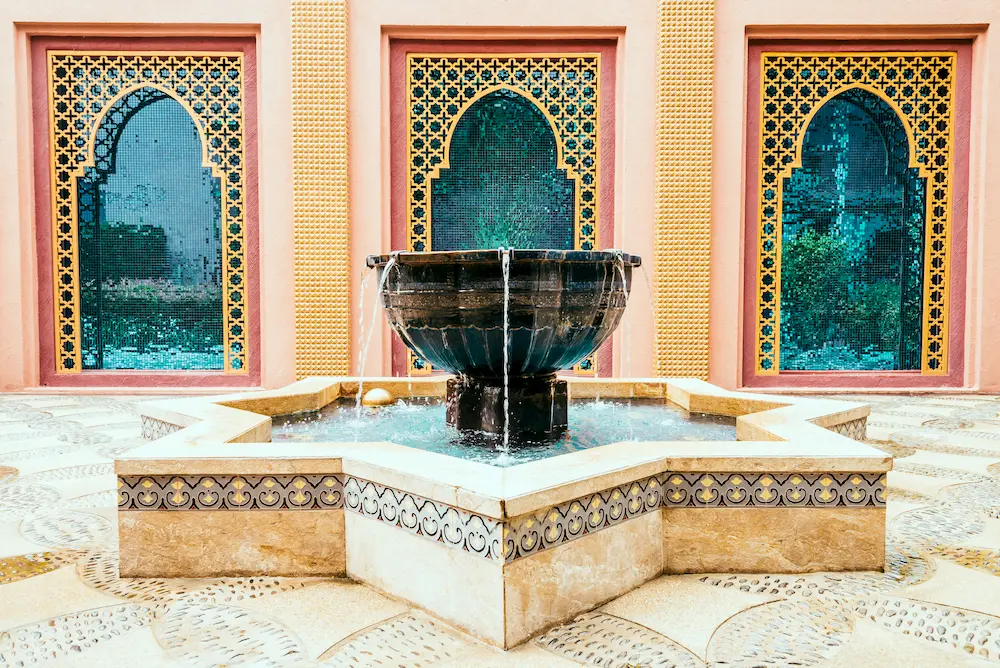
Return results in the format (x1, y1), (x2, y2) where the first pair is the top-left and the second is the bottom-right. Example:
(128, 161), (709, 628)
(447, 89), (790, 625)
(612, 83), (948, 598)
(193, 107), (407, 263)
(711, 6), (1000, 391)
(3, 0), (1000, 391)
(0, 3), (295, 391)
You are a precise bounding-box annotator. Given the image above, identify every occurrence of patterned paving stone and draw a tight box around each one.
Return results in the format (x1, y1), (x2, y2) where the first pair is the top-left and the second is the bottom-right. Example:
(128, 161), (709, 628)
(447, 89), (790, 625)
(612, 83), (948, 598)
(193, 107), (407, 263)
(894, 463), (993, 483)
(891, 503), (986, 546)
(851, 597), (1000, 663)
(319, 612), (472, 667)
(0, 603), (151, 666)
(0, 550), (81, 585)
(0, 483), (61, 522)
(18, 463), (113, 483)
(889, 430), (1000, 458)
(696, 547), (933, 601)
(925, 545), (1000, 578)
(20, 511), (114, 550)
(152, 600), (310, 666)
(535, 612), (704, 667)
(707, 599), (855, 666)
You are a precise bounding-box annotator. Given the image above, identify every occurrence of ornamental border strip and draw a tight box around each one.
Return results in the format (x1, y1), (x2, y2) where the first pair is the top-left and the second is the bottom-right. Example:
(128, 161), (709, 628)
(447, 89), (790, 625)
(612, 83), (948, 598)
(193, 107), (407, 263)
(119, 468), (884, 564)
(118, 473), (503, 561)
(503, 471), (885, 561)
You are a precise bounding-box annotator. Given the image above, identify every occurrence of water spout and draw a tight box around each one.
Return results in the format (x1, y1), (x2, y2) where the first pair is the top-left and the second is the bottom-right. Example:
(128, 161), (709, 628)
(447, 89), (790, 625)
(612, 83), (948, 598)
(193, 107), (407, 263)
(356, 252), (399, 418)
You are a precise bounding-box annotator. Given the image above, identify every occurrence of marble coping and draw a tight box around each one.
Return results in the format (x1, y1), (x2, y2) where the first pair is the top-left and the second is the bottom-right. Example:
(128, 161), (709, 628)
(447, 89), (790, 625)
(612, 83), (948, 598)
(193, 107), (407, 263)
(117, 377), (887, 522)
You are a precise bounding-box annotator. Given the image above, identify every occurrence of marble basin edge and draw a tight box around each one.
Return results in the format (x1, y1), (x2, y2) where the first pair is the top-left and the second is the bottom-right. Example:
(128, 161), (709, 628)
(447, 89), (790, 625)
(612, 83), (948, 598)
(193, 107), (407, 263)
(120, 376), (888, 520)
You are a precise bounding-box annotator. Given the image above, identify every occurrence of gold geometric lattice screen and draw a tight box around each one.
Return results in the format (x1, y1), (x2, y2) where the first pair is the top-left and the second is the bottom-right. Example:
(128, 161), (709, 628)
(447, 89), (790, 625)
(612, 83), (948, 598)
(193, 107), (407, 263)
(46, 52), (248, 374)
(754, 52), (956, 375)
(406, 53), (601, 253)
(405, 53), (602, 376)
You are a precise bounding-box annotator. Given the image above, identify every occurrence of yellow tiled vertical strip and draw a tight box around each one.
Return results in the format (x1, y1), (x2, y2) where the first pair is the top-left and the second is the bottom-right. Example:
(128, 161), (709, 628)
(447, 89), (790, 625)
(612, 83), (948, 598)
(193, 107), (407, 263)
(653, 0), (715, 378)
(292, 0), (351, 377)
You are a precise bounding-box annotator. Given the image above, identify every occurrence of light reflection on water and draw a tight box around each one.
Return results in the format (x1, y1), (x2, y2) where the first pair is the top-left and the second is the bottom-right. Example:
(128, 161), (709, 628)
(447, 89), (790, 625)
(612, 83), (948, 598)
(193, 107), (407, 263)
(271, 398), (736, 468)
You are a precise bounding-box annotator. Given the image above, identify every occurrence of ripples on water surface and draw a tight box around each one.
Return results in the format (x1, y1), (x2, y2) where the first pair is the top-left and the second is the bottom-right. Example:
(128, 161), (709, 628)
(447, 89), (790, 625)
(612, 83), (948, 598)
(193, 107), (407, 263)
(271, 398), (736, 467)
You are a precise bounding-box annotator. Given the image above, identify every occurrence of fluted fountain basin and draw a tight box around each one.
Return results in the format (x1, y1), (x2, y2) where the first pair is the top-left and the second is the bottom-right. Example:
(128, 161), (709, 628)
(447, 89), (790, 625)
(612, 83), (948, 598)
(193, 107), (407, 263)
(366, 250), (641, 437)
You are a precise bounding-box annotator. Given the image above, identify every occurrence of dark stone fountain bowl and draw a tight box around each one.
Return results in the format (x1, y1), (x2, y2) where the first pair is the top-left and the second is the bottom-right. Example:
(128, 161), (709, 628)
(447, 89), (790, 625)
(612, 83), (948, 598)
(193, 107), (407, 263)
(366, 249), (641, 437)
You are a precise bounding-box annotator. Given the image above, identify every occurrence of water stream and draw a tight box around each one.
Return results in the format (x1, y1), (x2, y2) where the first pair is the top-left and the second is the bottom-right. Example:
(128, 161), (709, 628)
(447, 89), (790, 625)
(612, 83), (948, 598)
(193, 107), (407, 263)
(355, 252), (398, 418)
(612, 251), (635, 440)
(500, 247), (512, 454)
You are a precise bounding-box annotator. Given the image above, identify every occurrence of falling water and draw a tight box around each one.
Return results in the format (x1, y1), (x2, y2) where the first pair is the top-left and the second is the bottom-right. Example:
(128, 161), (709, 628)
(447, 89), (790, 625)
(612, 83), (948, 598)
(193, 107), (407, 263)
(500, 248), (512, 453)
(354, 265), (373, 384)
(613, 251), (634, 440)
(356, 252), (399, 418)
(639, 264), (657, 327)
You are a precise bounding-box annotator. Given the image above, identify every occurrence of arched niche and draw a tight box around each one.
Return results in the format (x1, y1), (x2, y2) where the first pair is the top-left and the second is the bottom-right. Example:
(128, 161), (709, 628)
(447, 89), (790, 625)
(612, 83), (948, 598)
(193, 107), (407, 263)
(76, 87), (224, 370)
(779, 87), (926, 371)
(430, 88), (575, 251)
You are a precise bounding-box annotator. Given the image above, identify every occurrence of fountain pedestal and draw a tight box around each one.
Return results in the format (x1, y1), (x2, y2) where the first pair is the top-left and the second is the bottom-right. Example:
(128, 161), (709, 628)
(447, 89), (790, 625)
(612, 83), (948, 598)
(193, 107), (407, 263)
(446, 375), (568, 437)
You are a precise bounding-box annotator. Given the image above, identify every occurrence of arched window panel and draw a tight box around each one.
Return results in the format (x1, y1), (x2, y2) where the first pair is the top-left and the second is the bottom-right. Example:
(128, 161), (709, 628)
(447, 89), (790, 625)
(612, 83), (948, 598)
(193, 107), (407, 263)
(78, 88), (224, 370)
(752, 53), (958, 377)
(780, 88), (926, 371)
(431, 89), (575, 251)
(45, 52), (249, 375)
(403, 53), (604, 376)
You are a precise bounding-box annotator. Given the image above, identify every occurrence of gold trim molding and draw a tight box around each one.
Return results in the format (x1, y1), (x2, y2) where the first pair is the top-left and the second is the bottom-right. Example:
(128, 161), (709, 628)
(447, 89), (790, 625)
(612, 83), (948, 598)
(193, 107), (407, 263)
(292, 0), (351, 377)
(654, 0), (715, 378)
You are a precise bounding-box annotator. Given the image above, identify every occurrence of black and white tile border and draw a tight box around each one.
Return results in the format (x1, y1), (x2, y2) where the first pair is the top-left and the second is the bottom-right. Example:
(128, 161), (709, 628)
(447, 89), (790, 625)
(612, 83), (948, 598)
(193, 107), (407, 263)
(504, 471), (885, 561)
(823, 416), (867, 440)
(118, 474), (502, 561)
(120, 469), (884, 563)
(140, 415), (182, 441)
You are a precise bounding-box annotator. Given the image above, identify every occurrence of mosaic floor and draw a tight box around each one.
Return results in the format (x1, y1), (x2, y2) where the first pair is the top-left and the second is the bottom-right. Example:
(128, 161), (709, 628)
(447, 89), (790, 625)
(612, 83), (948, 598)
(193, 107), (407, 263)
(1, 393), (1000, 666)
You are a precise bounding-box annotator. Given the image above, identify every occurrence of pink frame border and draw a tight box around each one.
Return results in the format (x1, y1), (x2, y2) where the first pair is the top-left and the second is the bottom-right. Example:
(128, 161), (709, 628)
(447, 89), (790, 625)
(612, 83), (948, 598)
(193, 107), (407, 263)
(387, 39), (618, 377)
(742, 40), (972, 389)
(32, 36), (261, 388)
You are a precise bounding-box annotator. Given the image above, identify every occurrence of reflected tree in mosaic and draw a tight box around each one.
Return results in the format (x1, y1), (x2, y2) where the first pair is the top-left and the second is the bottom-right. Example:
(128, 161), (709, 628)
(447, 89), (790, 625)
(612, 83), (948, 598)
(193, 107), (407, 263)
(78, 88), (224, 370)
(431, 89), (574, 250)
(780, 88), (925, 371)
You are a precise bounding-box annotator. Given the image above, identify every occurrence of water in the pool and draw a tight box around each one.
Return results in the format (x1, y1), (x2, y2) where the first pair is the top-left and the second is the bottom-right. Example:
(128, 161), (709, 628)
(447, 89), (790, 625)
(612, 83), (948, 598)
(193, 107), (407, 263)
(270, 397), (736, 467)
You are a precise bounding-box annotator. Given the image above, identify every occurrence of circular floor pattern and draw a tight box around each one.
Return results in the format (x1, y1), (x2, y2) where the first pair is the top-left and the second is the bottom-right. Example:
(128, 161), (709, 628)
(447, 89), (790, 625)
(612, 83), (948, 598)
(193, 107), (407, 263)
(696, 547), (933, 601)
(18, 463), (113, 483)
(0, 483), (61, 522)
(319, 612), (473, 667)
(535, 611), (704, 668)
(851, 597), (1000, 662)
(20, 511), (114, 550)
(0, 603), (150, 666)
(152, 600), (309, 666)
(888, 430), (1000, 458)
(890, 503), (986, 546)
(0, 442), (82, 462)
(707, 598), (855, 667)
(894, 463), (993, 483)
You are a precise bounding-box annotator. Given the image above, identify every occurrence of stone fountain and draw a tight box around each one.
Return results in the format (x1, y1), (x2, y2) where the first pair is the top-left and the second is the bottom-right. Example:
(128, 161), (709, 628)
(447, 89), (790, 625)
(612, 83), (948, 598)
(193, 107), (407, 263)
(366, 249), (641, 438)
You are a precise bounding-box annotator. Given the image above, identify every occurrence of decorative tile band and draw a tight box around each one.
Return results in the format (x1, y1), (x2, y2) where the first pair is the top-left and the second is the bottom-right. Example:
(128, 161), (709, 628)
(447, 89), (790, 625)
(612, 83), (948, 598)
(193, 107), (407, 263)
(344, 477), (503, 561)
(120, 470), (883, 563)
(118, 474), (345, 511)
(140, 416), (182, 441)
(118, 474), (502, 561)
(504, 471), (886, 561)
(824, 417), (867, 441)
